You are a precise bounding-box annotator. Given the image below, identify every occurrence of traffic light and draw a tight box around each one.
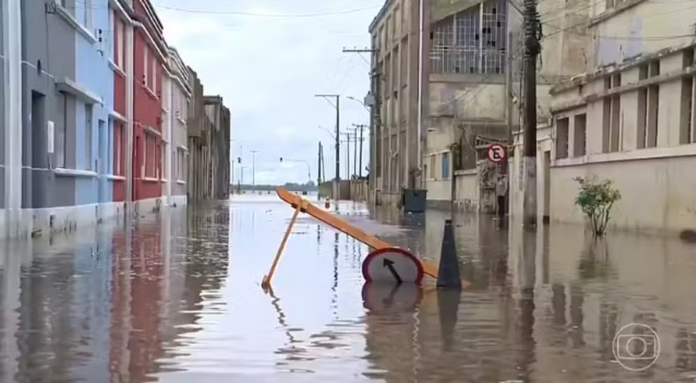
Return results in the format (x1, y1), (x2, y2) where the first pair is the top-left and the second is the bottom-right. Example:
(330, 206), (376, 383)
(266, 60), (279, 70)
(237, 157), (241, 163)
(279, 157), (283, 162)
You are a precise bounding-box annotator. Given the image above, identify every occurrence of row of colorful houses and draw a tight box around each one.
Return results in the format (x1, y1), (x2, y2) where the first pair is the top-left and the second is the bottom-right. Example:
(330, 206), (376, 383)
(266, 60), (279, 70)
(0, 0), (231, 240)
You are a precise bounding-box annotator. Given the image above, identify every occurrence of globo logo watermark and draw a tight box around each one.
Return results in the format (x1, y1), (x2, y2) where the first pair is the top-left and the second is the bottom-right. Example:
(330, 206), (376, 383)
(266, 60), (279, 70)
(612, 323), (661, 372)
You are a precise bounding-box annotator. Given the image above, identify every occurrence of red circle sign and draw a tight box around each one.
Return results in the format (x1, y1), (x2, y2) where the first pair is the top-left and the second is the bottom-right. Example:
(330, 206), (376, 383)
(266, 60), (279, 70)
(362, 247), (424, 285)
(487, 143), (507, 163)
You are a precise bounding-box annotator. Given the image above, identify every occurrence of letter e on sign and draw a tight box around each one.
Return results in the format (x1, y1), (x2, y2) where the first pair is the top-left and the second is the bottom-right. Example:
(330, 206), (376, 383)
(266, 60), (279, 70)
(487, 143), (506, 164)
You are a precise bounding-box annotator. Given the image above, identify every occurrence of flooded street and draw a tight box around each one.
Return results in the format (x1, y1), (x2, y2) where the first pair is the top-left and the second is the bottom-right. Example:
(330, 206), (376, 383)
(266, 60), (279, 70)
(1, 194), (696, 382)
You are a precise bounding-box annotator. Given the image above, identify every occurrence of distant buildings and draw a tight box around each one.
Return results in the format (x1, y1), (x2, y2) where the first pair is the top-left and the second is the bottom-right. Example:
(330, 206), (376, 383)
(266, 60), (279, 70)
(0, 0), (231, 240)
(366, 0), (696, 232)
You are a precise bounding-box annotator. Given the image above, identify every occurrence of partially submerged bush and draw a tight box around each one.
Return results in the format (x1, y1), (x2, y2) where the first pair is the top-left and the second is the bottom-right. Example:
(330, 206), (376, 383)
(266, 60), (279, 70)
(574, 176), (621, 237)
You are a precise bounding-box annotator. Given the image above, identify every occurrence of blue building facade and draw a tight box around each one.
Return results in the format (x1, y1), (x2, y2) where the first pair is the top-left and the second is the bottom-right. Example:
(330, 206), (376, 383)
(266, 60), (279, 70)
(16, 0), (115, 239)
(73, 0), (115, 211)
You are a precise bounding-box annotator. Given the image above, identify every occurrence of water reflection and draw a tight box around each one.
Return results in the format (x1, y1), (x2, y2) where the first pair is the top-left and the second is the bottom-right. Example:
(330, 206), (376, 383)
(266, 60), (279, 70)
(1, 196), (696, 382)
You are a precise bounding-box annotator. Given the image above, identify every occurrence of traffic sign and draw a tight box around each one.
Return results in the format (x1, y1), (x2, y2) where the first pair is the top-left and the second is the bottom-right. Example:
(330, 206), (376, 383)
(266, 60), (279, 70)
(487, 143), (507, 163)
(362, 247), (424, 284)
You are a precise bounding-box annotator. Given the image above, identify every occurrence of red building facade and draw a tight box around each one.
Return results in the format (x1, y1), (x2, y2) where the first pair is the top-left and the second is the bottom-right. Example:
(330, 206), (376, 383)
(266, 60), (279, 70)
(132, 0), (166, 202)
(110, 7), (128, 202)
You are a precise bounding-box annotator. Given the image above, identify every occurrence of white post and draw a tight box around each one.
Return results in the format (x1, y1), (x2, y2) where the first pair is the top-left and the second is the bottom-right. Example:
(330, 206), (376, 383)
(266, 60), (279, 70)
(125, 22), (135, 213)
(3, 0), (23, 238)
(165, 75), (172, 206)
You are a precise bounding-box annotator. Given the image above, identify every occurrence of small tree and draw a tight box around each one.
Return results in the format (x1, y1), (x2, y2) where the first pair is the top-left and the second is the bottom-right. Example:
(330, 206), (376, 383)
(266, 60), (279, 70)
(574, 176), (621, 237)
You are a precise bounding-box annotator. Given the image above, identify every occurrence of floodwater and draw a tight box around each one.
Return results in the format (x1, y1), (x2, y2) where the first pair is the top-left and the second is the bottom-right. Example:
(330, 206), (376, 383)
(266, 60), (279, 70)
(1, 193), (696, 382)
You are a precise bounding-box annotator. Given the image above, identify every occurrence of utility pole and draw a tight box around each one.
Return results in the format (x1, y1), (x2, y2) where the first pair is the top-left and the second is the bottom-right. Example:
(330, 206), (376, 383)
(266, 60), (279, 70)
(315, 94), (340, 200)
(317, 142), (322, 200)
(342, 132), (352, 179)
(353, 124), (367, 177)
(505, 31), (514, 216)
(523, 0), (541, 226)
(349, 127), (358, 177)
(250, 150), (258, 189)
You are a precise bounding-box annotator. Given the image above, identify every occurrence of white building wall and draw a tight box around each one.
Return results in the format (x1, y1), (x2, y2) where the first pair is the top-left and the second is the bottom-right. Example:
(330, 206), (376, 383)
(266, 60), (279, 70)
(520, 0), (696, 234)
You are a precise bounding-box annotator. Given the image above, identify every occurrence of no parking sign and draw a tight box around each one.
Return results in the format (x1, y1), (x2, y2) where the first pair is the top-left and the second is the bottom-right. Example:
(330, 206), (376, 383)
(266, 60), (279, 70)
(361, 247), (424, 285)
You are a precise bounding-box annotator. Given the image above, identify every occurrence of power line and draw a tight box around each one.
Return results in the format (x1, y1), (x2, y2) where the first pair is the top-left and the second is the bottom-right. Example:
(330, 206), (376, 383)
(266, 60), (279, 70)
(152, 3), (380, 17)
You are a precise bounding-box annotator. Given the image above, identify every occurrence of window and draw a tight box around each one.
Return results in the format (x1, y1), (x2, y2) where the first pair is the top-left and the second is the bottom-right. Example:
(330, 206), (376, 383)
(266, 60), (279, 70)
(143, 133), (158, 178)
(573, 114), (587, 156)
(109, 10), (114, 60)
(143, 48), (149, 87)
(441, 152), (450, 179)
(602, 74), (622, 153)
(56, 93), (68, 168)
(155, 143), (161, 178)
(429, 154), (436, 179)
(556, 117), (569, 159)
(83, 103), (93, 170)
(116, 19), (124, 68)
(177, 148), (187, 181)
(152, 58), (157, 94)
(84, 0), (92, 29)
(112, 122), (123, 175)
(430, 0), (507, 75)
(637, 63), (660, 149)
(680, 49), (695, 145)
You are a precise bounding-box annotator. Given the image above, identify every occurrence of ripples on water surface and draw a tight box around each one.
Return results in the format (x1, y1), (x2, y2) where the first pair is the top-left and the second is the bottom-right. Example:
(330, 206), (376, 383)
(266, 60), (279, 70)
(0, 193), (696, 382)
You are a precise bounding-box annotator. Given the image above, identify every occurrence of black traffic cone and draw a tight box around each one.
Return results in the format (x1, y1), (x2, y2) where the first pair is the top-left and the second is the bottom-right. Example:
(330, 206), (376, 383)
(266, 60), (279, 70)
(437, 219), (461, 289)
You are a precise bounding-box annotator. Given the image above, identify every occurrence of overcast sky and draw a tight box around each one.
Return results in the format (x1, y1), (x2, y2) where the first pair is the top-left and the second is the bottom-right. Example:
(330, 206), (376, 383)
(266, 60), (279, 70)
(154, 0), (380, 185)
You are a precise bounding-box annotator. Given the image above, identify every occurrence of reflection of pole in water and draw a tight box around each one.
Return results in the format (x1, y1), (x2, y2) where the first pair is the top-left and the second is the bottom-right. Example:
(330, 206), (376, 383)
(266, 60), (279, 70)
(437, 289), (461, 352)
(332, 232), (339, 317)
(266, 288), (308, 364)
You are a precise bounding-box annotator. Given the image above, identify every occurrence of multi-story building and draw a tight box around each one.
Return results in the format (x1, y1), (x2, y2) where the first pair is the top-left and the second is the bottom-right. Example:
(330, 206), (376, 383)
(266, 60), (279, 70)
(9, 0), (115, 239)
(186, 67), (211, 202)
(131, 0), (166, 212)
(513, 0), (696, 233)
(0, 0), (230, 240)
(204, 96), (231, 200)
(165, 47), (190, 206)
(367, 0), (578, 211)
(368, 0), (423, 207)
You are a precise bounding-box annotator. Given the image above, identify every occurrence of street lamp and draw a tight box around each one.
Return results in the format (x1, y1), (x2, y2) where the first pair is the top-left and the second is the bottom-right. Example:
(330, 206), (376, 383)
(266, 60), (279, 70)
(279, 157), (311, 183)
(347, 96), (370, 112)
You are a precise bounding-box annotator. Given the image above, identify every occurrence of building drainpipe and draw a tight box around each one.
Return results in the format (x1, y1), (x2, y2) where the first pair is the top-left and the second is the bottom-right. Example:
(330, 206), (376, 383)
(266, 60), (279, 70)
(125, 21), (135, 216)
(4, 0), (22, 239)
(165, 76), (173, 206)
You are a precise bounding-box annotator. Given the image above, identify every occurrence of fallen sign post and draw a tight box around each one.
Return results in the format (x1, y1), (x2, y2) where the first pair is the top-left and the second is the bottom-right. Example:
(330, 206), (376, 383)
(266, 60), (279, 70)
(261, 187), (443, 289)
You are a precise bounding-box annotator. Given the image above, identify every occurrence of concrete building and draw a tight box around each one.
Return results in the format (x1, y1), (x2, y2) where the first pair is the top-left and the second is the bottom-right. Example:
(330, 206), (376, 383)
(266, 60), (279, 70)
(204, 96), (231, 200)
(368, 0), (424, 207)
(367, 0), (582, 211)
(186, 68), (211, 202)
(511, 0), (696, 233)
(164, 47), (191, 207)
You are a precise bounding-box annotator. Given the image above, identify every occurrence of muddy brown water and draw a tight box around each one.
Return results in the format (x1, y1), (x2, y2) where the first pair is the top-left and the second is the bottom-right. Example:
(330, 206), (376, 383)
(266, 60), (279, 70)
(0, 194), (695, 382)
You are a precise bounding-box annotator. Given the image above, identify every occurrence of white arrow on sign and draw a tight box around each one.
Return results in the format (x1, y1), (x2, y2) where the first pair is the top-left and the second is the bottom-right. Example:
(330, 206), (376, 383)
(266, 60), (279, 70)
(361, 247), (424, 284)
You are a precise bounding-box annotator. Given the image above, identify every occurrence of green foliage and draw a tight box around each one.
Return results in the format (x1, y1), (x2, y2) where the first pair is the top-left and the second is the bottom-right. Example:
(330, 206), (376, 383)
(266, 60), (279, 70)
(574, 176), (621, 237)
